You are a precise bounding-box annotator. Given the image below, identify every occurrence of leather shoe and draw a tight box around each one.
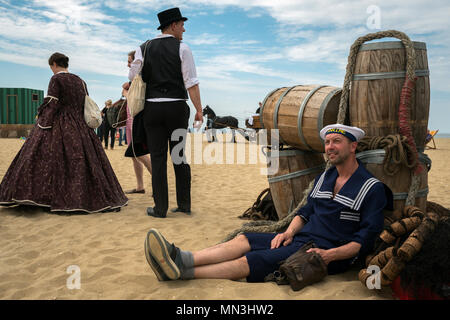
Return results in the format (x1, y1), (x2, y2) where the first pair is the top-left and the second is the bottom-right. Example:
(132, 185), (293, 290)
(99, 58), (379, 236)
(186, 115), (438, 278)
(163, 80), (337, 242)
(146, 228), (181, 280)
(125, 188), (145, 194)
(170, 207), (191, 215)
(144, 231), (170, 281)
(147, 207), (166, 218)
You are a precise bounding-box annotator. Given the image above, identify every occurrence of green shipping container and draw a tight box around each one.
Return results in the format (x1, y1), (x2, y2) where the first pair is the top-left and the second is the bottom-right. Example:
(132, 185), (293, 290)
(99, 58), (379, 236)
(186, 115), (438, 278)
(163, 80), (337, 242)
(0, 88), (44, 125)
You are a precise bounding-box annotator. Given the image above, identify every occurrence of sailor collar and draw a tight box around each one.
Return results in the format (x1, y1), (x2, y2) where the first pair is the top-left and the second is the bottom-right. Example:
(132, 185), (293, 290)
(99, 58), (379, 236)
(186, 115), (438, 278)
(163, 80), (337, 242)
(310, 160), (380, 211)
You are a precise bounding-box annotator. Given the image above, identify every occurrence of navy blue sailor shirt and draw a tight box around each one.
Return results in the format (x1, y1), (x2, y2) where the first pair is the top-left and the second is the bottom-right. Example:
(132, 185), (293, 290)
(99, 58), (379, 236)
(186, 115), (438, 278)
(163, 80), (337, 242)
(294, 159), (391, 257)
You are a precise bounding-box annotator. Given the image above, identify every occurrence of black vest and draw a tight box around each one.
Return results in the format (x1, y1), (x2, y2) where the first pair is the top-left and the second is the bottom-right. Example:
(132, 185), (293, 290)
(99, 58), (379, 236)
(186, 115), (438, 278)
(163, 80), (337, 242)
(140, 37), (188, 100)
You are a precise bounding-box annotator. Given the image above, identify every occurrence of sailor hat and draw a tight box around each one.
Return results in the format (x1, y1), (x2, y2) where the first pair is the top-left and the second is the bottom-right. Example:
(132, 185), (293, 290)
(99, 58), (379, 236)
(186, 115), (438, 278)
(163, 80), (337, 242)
(320, 124), (365, 142)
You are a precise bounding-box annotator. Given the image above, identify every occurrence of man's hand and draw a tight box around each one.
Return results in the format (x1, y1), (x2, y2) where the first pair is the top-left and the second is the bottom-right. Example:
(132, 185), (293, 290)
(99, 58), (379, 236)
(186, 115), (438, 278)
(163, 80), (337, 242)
(122, 82), (130, 90)
(307, 248), (335, 265)
(194, 110), (203, 122)
(307, 241), (361, 265)
(187, 84), (203, 126)
(270, 232), (293, 249)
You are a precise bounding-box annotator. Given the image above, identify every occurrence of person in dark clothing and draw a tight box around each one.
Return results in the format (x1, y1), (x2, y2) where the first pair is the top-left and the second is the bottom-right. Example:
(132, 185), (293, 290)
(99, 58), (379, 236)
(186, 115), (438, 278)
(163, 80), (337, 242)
(122, 51), (152, 194)
(128, 7), (203, 218)
(0, 52), (128, 213)
(96, 117), (104, 142)
(102, 99), (118, 150)
(143, 124), (392, 284)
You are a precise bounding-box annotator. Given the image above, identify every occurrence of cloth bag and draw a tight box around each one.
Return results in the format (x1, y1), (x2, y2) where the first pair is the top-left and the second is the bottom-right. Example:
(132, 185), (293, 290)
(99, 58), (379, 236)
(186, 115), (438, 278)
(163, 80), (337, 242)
(82, 82), (102, 129)
(127, 40), (150, 117)
(264, 241), (328, 291)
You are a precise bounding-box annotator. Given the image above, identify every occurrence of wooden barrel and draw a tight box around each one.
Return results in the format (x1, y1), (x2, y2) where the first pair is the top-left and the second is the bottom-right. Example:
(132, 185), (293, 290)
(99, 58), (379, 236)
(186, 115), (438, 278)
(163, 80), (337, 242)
(350, 41), (430, 151)
(356, 149), (430, 213)
(266, 148), (325, 220)
(260, 85), (341, 152)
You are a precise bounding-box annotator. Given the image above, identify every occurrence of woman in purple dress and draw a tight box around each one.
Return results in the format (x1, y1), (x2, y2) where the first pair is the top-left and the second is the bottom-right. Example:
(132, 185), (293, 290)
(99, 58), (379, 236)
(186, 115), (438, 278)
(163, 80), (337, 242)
(0, 53), (128, 213)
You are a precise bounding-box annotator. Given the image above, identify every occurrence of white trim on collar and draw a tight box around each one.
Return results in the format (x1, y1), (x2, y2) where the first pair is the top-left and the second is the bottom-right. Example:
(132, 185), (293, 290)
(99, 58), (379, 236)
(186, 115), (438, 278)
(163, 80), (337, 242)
(310, 168), (380, 210)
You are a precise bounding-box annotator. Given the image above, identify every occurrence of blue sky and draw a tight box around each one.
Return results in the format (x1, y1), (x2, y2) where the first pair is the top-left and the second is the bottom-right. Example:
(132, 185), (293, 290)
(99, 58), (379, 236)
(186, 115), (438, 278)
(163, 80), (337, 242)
(1, 0), (449, 134)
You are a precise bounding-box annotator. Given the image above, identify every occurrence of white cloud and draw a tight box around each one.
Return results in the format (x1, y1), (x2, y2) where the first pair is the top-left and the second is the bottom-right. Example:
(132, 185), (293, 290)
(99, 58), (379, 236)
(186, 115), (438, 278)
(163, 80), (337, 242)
(1, 0), (450, 118)
(0, 0), (142, 76)
(186, 33), (222, 45)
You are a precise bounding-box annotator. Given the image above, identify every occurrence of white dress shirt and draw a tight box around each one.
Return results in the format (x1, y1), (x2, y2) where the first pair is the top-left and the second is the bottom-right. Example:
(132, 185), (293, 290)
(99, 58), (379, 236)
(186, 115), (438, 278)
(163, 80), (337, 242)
(128, 34), (199, 102)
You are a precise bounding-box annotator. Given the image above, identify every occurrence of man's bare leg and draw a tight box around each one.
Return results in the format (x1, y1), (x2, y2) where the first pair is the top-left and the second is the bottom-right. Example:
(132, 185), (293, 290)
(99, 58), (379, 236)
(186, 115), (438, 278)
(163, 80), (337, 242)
(193, 234), (251, 266)
(194, 256), (250, 280)
(145, 230), (251, 281)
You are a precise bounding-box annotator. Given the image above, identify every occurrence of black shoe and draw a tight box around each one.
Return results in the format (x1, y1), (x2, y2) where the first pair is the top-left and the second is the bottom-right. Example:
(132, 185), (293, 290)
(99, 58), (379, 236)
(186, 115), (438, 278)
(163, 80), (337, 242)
(147, 207), (166, 218)
(170, 207), (191, 215)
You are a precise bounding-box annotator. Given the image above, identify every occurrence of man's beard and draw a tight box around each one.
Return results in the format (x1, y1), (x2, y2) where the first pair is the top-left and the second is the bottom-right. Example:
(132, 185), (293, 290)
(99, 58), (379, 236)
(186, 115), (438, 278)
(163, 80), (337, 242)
(327, 150), (350, 165)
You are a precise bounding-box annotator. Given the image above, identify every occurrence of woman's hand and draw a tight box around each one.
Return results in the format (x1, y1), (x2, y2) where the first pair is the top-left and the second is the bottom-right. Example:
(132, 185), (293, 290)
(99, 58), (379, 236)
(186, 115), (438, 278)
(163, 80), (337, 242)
(122, 82), (130, 90)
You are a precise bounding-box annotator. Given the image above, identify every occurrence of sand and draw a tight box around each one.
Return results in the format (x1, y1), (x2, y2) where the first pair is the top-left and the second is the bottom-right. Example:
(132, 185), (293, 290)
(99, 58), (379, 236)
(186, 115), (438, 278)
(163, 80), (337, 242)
(0, 134), (448, 300)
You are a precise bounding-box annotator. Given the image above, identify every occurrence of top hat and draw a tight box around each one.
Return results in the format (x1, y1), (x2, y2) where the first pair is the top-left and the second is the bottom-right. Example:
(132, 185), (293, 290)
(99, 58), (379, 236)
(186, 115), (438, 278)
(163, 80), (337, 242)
(157, 7), (188, 30)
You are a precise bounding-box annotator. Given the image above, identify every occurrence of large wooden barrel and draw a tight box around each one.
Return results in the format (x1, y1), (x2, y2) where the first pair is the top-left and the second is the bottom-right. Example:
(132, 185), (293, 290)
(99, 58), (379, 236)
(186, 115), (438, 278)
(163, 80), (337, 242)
(350, 41), (430, 151)
(266, 148), (325, 220)
(260, 85), (341, 152)
(356, 149), (430, 214)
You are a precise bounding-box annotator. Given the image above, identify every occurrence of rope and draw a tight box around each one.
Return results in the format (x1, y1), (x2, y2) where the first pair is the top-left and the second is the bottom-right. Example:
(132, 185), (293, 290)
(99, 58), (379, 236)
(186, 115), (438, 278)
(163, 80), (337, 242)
(359, 205), (442, 287)
(337, 29), (416, 124)
(356, 134), (417, 176)
(405, 174), (421, 206)
(337, 29), (421, 205)
(426, 201), (450, 218)
(221, 179), (314, 242)
(111, 99), (127, 129)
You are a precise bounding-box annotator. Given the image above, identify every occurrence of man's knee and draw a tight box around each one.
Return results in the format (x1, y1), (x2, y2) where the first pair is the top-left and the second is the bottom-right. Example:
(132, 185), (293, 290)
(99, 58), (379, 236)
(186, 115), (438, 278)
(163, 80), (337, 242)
(234, 234), (251, 250)
(232, 256), (250, 279)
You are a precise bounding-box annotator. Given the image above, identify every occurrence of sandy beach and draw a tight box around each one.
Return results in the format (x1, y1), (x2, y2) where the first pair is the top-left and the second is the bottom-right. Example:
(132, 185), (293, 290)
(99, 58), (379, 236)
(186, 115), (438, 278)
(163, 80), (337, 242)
(0, 134), (448, 300)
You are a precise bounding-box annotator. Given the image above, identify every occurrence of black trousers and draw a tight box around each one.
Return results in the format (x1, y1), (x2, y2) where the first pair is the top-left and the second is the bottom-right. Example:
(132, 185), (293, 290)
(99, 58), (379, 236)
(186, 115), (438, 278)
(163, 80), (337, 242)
(143, 100), (191, 215)
(103, 122), (116, 148)
(97, 122), (104, 142)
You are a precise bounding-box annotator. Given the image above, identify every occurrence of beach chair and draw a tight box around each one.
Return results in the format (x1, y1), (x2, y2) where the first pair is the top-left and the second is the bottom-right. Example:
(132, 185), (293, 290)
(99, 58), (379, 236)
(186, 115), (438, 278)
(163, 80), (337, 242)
(425, 129), (438, 149)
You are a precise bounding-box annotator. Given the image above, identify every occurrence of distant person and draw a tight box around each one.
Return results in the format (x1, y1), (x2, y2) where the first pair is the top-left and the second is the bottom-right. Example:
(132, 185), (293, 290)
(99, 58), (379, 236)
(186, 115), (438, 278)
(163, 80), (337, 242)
(255, 101), (262, 114)
(129, 7), (203, 217)
(118, 127), (125, 146)
(103, 99), (118, 150)
(0, 52), (128, 213)
(99, 100), (109, 143)
(96, 115), (104, 142)
(122, 50), (152, 194)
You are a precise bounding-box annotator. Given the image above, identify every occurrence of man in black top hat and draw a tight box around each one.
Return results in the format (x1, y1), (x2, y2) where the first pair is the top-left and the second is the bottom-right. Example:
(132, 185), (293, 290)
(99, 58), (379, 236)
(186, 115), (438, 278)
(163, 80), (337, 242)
(129, 7), (203, 218)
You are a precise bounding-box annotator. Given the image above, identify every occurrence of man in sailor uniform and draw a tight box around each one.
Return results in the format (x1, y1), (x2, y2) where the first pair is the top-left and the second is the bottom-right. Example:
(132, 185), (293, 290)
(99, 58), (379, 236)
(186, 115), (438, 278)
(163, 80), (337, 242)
(144, 124), (393, 284)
